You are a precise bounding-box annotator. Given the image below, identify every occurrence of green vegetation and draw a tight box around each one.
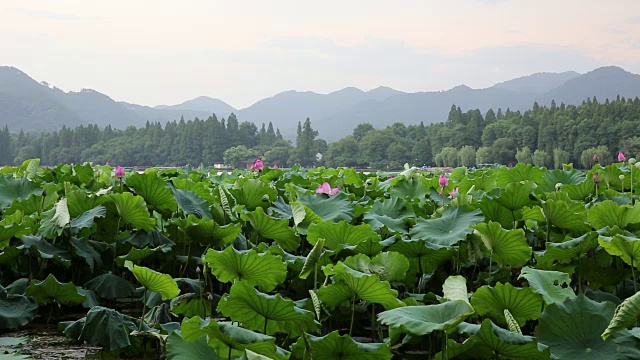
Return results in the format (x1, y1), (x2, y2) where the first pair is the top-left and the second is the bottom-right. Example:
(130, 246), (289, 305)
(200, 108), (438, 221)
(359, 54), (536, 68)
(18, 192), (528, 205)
(1, 158), (640, 359)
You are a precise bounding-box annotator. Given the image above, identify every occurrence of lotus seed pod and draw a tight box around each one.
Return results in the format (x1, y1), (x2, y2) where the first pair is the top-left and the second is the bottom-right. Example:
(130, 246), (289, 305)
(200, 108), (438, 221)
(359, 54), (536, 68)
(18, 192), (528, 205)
(620, 175), (625, 181)
(630, 158), (637, 165)
(555, 183), (563, 191)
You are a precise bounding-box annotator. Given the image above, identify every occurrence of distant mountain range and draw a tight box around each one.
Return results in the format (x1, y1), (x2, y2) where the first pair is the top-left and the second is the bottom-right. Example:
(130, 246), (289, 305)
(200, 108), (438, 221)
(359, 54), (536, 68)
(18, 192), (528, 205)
(1, 65), (640, 141)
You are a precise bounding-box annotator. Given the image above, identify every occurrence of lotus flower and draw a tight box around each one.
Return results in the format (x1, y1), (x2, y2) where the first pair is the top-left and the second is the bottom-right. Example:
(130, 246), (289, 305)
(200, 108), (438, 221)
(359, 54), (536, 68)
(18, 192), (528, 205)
(251, 158), (264, 171)
(106, 161), (110, 166)
(273, 164), (279, 169)
(115, 166), (125, 178)
(315, 182), (340, 195)
(448, 187), (459, 199)
(593, 173), (600, 186)
(593, 153), (599, 162)
(619, 151), (626, 162)
(439, 173), (448, 187)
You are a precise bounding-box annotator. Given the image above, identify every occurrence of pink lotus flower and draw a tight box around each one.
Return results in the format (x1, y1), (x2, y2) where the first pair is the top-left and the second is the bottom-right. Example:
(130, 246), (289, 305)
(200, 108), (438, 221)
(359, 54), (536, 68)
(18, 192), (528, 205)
(388, 175), (393, 179)
(106, 161), (110, 166)
(619, 152), (626, 162)
(593, 173), (600, 186)
(593, 153), (599, 162)
(251, 158), (264, 171)
(273, 164), (279, 169)
(315, 182), (340, 195)
(448, 187), (459, 199)
(439, 173), (448, 187)
(115, 166), (125, 178)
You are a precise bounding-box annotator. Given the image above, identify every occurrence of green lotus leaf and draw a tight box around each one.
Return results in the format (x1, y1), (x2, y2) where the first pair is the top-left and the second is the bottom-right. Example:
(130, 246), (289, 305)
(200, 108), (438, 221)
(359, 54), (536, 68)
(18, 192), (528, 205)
(120, 230), (175, 248)
(307, 220), (379, 251)
(318, 262), (404, 310)
(519, 267), (575, 305)
(229, 178), (278, 211)
(70, 237), (102, 272)
(70, 205), (106, 233)
(0, 174), (42, 210)
(167, 180), (212, 219)
(116, 245), (172, 266)
(180, 316), (281, 359)
(288, 201), (322, 234)
(344, 237), (396, 257)
(540, 192), (589, 231)
(124, 260), (180, 300)
(457, 170), (498, 195)
(217, 282), (319, 336)
(127, 172), (178, 211)
(203, 246), (287, 292)
(0, 223), (22, 251)
(470, 282), (543, 326)
(0, 246), (22, 265)
(538, 294), (640, 360)
(496, 163), (545, 188)
(170, 293), (211, 319)
(341, 252), (410, 282)
(0, 286), (37, 329)
(495, 181), (538, 211)
(166, 332), (224, 360)
(291, 330), (392, 360)
(541, 167), (586, 192)
(410, 206), (484, 246)
(299, 238), (325, 279)
(564, 175), (596, 201)
(479, 199), (521, 229)
(51, 198), (71, 228)
(473, 221), (531, 267)
(456, 319), (551, 360)
(62, 306), (133, 352)
(180, 214), (241, 247)
(599, 234), (640, 268)
(241, 207), (300, 251)
(538, 232), (599, 268)
(377, 301), (474, 336)
(362, 196), (412, 234)
(588, 200), (640, 229)
(442, 275), (470, 305)
(110, 192), (156, 231)
(297, 192), (355, 223)
(65, 190), (107, 218)
(388, 239), (455, 275)
(84, 273), (136, 300)
(26, 274), (86, 305)
(602, 291), (640, 340)
(390, 177), (428, 199)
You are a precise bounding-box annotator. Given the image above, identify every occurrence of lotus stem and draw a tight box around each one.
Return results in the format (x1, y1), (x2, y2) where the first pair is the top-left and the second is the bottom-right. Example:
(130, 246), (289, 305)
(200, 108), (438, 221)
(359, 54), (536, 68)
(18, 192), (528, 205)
(264, 318), (268, 334)
(228, 346), (232, 360)
(632, 259), (637, 294)
(314, 263), (318, 292)
(139, 290), (147, 331)
(370, 305), (376, 341)
(442, 331), (448, 360)
(349, 294), (356, 337)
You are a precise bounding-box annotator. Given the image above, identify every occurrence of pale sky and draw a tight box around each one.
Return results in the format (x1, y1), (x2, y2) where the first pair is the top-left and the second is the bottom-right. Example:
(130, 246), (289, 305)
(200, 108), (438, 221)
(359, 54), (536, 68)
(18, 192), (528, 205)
(2, 0), (640, 109)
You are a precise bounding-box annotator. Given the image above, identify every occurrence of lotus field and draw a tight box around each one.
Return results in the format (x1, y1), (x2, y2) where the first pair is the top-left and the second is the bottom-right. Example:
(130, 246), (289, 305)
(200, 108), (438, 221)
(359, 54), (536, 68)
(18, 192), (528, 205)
(5, 158), (640, 359)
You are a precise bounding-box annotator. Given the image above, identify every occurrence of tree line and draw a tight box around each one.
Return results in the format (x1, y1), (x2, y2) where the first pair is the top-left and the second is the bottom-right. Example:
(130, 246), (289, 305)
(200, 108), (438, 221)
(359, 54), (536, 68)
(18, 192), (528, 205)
(0, 95), (639, 169)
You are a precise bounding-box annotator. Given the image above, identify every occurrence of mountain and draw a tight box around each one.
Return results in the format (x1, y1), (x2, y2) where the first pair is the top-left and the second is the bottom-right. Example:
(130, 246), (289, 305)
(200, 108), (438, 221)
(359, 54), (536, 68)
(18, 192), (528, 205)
(536, 66), (640, 105)
(155, 96), (236, 117)
(2, 65), (640, 142)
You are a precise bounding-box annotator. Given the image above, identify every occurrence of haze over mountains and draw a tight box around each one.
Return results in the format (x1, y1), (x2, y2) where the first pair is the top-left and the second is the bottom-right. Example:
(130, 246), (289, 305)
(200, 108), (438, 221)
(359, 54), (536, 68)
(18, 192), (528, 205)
(1, 66), (640, 141)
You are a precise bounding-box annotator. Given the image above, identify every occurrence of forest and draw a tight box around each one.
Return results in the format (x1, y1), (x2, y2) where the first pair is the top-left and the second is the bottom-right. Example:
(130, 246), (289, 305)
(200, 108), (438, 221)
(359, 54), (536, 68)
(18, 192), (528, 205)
(1, 96), (640, 169)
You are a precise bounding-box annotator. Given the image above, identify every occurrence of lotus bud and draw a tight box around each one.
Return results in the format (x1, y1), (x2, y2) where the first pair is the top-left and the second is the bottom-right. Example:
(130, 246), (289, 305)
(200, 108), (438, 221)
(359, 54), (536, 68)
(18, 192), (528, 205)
(593, 173), (600, 186)
(619, 152), (626, 162)
(620, 174), (625, 181)
(593, 153), (599, 162)
(635, 162), (640, 169)
(555, 183), (563, 191)
(196, 266), (201, 274)
(439, 173), (448, 187)
(630, 158), (637, 166)
(273, 164), (279, 169)
(115, 165), (125, 178)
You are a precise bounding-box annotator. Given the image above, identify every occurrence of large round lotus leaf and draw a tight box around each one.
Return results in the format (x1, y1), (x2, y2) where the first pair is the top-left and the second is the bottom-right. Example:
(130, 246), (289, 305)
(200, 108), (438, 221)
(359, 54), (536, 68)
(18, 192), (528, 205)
(541, 168), (586, 192)
(290, 330), (392, 360)
(126, 172), (177, 211)
(602, 291), (640, 340)
(297, 193), (355, 223)
(181, 214), (241, 248)
(409, 206), (484, 246)
(170, 293), (211, 319)
(318, 262), (404, 310)
(538, 294), (640, 360)
(519, 267), (575, 305)
(120, 229), (175, 248)
(388, 239), (455, 275)
(599, 234), (640, 269)
(473, 221), (531, 267)
(456, 319), (551, 360)
(203, 246), (287, 292)
(124, 260), (180, 300)
(217, 282), (318, 336)
(538, 232), (599, 268)
(109, 192), (156, 231)
(362, 196), (413, 234)
(341, 252), (409, 282)
(471, 282), (543, 326)
(0, 175), (42, 210)
(26, 274), (86, 305)
(116, 245), (171, 266)
(166, 181), (212, 219)
(180, 316), (281, 359)
(540, 192), (589, 231)
(62, 306), (132, 352)
(299, 238), (325, 280)
(496, 164), (545, 188)
(240, 207), (300, 251)
(495, 181), (538, 211)
(229, 178), (278, 211)
(84, 273), (136, 300)
(0, 288), (37, 329)
(307, 220), (379, 251)
(442, 275), (470, 304)
(166, 332), (223, 360)
(377, 301), (474, 336)
(390, 177), (428, 199)
(588, 200), (640, 229)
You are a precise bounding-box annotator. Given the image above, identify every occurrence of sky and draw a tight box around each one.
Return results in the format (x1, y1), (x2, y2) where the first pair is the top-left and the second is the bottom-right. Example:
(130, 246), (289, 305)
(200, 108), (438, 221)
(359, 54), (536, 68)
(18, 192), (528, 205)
(2, 0), (640, 109)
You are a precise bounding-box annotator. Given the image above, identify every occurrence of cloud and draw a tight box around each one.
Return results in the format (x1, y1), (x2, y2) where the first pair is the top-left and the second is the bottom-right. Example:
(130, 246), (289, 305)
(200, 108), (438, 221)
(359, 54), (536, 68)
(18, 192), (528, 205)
(12, 8), (100, 21)
(473, 0), (509, 4)
(628, 16), (640, 24)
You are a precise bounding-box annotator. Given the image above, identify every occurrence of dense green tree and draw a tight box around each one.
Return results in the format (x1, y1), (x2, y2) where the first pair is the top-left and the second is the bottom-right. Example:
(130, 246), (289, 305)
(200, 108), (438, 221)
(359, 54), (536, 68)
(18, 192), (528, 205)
(223, 145), (257, 169)
(515, 147), (533, 164)
(458, 145), (476, 167)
